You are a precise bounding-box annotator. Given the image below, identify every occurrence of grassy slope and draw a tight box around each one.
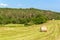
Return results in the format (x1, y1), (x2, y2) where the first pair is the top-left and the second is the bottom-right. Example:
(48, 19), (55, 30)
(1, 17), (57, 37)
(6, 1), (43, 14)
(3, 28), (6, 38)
(0, 20), (60, 40)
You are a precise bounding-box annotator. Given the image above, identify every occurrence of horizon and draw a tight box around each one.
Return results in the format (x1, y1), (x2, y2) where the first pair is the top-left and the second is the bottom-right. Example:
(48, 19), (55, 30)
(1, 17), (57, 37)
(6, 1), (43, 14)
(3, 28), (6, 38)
(0, 8), (59, 13)
(0, 0), (60, 12)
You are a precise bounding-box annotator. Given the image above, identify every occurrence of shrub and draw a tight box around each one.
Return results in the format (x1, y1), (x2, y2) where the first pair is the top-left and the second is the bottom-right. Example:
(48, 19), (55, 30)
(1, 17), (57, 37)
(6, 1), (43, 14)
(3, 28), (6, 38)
(32, 15), (47, 24)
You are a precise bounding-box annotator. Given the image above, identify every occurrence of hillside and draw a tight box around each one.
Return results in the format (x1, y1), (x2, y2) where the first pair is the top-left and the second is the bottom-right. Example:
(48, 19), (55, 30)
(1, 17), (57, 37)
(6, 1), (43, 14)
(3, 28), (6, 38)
(0, 8), (60, 24)
(0, 20), (60, 40)
(0, 8), (60, 20)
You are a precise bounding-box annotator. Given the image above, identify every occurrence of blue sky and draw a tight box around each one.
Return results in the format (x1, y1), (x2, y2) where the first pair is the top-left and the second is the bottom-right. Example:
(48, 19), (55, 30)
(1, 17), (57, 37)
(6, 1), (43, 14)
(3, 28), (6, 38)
(0, 0), (60, 12)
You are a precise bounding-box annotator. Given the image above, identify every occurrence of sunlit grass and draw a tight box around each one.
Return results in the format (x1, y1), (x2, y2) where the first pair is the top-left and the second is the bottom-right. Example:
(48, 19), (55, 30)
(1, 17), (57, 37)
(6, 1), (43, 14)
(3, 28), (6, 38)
(0, 20), (60, 40)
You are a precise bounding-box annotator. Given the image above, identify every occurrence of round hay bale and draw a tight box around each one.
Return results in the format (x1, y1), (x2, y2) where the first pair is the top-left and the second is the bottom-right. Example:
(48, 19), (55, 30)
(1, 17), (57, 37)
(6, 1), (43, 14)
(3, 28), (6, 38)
(40, 26), (47, 32)
(52, 19), (55, 20)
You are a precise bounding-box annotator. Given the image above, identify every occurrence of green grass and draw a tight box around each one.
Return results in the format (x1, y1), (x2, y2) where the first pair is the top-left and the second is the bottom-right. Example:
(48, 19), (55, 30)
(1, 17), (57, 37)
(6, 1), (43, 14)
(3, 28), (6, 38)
(0, 20), (60, 40)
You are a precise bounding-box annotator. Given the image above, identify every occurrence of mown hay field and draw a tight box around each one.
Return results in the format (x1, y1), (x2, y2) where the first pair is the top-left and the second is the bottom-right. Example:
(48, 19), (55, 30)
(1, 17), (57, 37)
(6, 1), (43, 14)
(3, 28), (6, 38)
(0, 20), (60, 40)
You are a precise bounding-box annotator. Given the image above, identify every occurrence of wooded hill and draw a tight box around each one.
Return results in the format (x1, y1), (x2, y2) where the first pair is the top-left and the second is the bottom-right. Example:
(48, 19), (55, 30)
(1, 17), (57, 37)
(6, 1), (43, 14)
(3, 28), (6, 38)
(0, 8), (60, 24)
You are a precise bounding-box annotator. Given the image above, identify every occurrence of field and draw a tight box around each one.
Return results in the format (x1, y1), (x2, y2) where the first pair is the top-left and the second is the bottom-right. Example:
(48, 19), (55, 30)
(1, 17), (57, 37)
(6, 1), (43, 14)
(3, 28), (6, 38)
(0, 20), (60, 40)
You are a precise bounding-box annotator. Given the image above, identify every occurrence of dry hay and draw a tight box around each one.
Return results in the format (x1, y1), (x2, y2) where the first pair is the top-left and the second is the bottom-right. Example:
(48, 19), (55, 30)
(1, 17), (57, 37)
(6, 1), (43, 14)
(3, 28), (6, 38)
(3, 27), (15, 30)
(40, 25), (47, 32)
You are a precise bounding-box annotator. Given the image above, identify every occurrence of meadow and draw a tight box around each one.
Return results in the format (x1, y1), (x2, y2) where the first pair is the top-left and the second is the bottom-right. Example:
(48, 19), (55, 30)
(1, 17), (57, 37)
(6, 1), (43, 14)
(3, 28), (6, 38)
(0, 20), (60, 40)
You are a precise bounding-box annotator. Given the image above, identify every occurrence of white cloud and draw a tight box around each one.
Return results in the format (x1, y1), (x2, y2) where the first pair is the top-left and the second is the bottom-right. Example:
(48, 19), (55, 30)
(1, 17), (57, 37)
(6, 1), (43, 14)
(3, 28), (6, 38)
(0, 3), (8, 7)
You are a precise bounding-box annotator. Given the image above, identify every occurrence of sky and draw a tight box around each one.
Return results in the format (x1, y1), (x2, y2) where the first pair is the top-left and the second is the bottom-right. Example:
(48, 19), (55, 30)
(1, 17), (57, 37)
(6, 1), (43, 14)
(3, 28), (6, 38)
(0, 0), (60, 12)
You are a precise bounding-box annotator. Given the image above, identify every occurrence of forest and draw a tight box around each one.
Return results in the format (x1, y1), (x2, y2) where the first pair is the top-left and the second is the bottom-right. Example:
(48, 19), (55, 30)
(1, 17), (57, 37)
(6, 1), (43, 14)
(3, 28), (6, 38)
(0, 8), (60, 24)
